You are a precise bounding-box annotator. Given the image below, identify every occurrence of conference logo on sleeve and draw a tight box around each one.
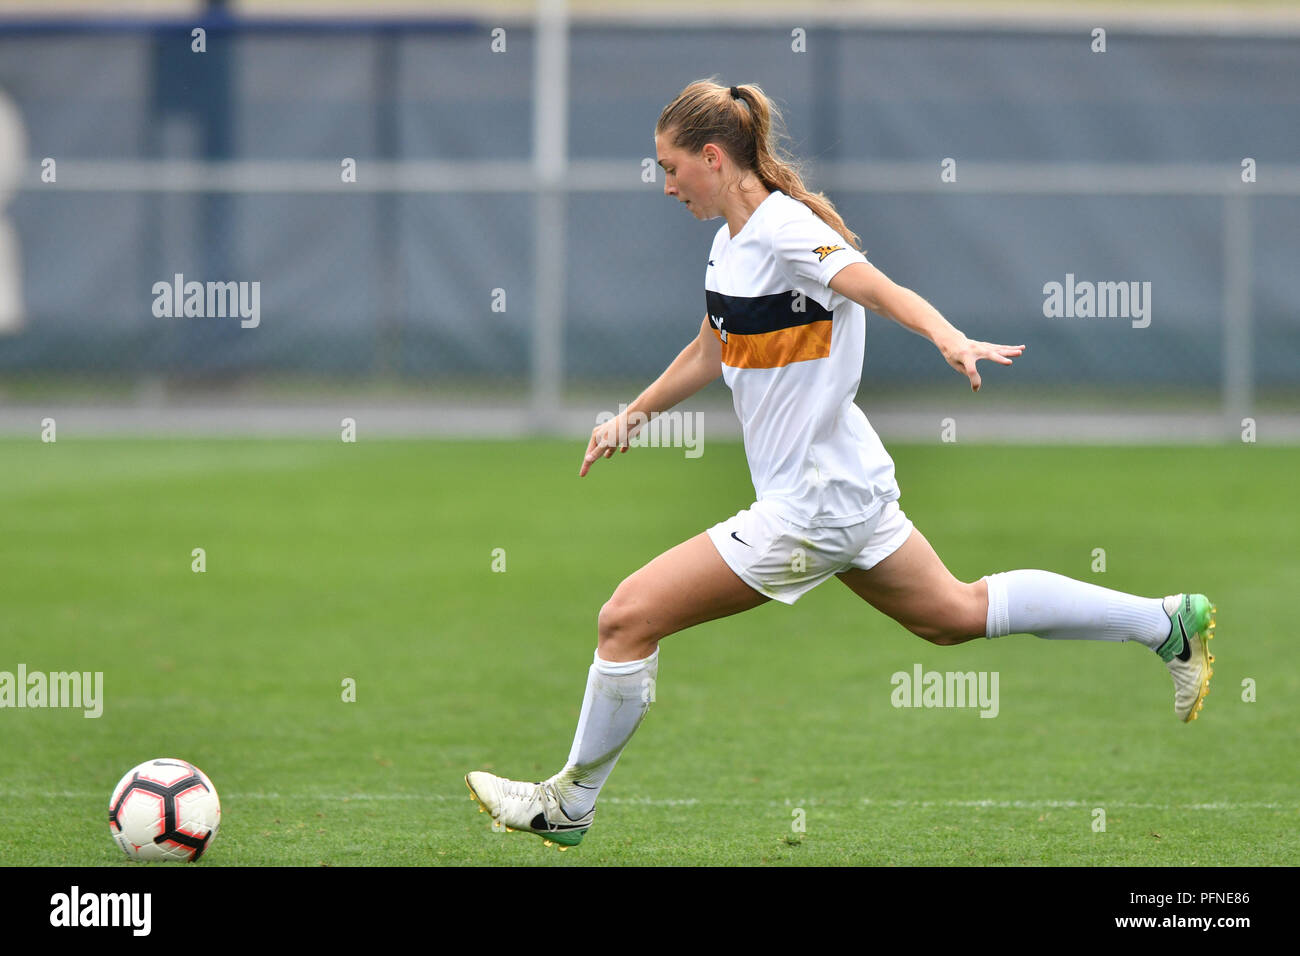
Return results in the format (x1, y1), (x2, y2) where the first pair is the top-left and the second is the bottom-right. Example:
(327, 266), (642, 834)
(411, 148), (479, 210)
(812, 244), (844, 262)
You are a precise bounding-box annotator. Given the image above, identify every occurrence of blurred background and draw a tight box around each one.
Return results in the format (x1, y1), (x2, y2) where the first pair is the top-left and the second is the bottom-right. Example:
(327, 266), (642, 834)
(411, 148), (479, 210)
(0, 0), (1297, 440)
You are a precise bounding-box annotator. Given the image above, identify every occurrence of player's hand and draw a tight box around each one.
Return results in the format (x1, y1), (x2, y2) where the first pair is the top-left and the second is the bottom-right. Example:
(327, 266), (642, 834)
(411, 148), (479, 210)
(938, 335), (1025, 392)
(579, 412), (639, 477)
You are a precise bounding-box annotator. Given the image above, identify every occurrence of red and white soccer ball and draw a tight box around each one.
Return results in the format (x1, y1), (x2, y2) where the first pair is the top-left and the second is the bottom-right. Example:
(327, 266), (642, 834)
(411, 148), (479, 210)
(108, 758), (221, 862)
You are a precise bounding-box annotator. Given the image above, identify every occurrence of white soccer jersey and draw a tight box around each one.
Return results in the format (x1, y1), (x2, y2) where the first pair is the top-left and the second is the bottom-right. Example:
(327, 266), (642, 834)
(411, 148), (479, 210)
(705, 189), (900, 528)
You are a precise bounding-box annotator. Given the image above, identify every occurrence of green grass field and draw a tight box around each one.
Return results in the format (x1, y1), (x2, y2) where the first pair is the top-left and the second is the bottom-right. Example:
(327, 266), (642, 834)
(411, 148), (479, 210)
(1, 437), (1296, 866)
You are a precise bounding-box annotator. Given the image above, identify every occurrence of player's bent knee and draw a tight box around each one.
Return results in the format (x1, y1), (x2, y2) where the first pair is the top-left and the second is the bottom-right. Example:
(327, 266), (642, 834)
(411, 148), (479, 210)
(597, 588), (660, 659)
(950, 582), (989, 643)
(596, 595), (628, 644)
(903, 584), (987, 645)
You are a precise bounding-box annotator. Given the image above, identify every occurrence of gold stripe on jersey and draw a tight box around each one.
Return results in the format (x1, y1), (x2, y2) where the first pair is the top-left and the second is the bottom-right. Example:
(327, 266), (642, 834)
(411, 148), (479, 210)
(712, 320), (832, 370)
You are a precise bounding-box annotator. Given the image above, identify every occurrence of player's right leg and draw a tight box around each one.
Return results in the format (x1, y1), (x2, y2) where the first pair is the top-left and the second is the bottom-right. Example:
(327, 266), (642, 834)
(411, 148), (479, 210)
(981, 572), (1217, 721)
(834, 503), (1216, 722)
(466, 530), (768, 848)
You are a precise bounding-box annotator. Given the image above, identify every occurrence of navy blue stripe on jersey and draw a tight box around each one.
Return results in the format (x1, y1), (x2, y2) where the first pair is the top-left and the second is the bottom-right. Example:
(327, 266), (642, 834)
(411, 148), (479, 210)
(706, 289), (832, 335)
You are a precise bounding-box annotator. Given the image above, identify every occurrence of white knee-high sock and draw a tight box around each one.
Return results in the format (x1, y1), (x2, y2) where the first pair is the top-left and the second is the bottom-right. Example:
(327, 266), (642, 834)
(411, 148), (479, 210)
(549, 648), (657, 817)
(984, 570), (1170, 651)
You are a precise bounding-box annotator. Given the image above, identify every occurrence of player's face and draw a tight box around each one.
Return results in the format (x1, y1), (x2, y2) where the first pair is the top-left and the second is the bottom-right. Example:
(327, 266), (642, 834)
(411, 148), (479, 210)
(655, 133), (718, 219)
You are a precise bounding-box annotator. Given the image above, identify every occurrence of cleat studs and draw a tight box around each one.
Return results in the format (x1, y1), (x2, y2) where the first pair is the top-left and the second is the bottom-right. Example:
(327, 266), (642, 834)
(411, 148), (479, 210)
(505, 827), (514, 832)
(557, 846), (568, 852)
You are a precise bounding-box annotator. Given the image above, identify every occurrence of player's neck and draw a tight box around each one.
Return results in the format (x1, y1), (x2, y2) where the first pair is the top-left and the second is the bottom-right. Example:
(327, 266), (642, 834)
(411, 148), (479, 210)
(724, 182), (773, 239)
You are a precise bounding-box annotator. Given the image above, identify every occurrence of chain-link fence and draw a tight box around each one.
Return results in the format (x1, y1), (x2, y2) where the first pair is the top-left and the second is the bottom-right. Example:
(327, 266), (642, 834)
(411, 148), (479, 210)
(1, 12), (1297, 433)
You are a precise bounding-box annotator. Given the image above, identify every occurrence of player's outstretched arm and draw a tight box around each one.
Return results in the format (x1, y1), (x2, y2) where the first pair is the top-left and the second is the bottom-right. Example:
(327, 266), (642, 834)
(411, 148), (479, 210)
(829, 261), (1024, 392)
(579, 315), (722, 476)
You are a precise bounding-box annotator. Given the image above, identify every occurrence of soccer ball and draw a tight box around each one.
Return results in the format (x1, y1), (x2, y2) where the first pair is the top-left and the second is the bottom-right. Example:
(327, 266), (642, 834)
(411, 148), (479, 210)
(108, 758), (221, 862)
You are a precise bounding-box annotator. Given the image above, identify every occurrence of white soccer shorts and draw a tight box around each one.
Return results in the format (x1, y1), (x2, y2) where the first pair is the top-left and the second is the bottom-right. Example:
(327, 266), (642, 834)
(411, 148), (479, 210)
(705, 498), (915, 605)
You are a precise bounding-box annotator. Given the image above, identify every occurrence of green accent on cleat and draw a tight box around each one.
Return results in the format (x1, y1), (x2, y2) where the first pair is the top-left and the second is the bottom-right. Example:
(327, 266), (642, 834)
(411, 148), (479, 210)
(464, 772), (592, 849)
(1157, 593), (1213, 662)
(543, 828), (587, 847)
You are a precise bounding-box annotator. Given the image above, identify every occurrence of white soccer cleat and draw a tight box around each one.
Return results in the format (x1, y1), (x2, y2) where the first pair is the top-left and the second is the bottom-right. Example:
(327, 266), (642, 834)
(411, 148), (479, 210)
(465, 771), (592, 849)
(1157, 594), (1216, 723)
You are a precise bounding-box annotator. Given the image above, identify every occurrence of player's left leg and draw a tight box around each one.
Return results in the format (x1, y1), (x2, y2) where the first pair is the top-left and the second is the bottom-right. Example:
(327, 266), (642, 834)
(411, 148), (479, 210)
(467, 530), (769, 847)
(539, 531), (768, 817)
(838, 520), (1216, 722)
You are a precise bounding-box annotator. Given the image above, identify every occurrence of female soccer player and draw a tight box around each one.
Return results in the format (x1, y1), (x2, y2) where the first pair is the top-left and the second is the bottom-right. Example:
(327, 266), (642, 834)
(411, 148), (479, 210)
(466, 80), (1215, 849)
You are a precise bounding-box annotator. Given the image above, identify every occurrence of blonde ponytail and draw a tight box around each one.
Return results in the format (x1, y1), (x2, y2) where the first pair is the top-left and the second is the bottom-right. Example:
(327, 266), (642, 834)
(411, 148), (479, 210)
(656, 78), (861, 251)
